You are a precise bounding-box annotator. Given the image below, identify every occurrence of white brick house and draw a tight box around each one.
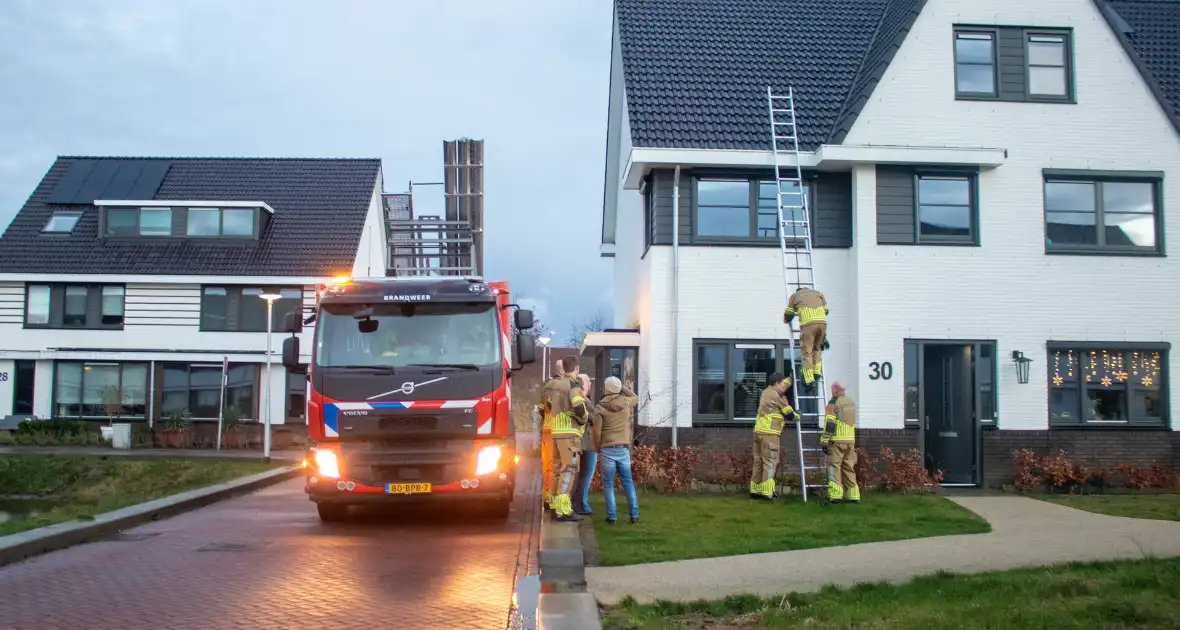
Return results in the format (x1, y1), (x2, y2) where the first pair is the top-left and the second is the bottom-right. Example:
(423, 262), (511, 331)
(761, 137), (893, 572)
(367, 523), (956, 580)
(598, 0), (1180, 484)
(0, 157), (388, 440)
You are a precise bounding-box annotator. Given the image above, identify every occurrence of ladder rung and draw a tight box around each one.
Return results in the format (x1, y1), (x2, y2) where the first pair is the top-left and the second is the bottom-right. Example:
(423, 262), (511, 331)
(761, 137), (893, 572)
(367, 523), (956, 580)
(802, 448), (826, 453)
(806, 484), (827, 489)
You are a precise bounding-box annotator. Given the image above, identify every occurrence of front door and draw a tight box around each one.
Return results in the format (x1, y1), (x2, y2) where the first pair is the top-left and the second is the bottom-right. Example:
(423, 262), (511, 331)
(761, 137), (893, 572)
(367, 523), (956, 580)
(923, 345), (976, 484)
(13, 360), (35, 416)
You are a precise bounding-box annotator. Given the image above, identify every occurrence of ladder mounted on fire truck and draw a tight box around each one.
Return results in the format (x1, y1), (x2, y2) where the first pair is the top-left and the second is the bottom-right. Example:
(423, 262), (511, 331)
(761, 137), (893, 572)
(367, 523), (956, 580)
(766, 86), (828, 503)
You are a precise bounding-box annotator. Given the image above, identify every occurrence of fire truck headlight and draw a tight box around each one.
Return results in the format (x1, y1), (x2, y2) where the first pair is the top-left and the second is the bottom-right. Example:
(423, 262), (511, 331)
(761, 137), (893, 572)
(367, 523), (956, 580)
(475, 445), (502, 476)
(314, 449), (341, 479)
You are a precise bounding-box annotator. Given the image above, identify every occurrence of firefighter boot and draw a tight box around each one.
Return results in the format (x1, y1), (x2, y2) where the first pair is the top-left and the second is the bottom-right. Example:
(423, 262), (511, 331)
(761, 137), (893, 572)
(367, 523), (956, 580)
(826, 480), (844, 505)
(846, 484), (861, 504)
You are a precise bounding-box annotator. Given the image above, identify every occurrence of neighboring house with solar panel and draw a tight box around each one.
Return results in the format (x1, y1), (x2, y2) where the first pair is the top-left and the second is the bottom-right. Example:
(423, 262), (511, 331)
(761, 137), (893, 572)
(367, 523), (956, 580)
(0, 156), (388, 443)
(597, 0), (1180, 485)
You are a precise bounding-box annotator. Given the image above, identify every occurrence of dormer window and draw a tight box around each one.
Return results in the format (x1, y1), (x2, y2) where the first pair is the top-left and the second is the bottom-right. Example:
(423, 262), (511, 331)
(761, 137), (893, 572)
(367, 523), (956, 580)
(94, 200), (274, 240)
(43, 211), (82, 233)
(105, 207), (173, 237)
(187, 207), (255, 237)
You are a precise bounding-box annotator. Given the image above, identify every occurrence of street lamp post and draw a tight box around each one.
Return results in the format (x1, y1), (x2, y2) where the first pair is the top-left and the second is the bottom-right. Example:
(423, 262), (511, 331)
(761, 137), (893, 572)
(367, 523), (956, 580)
(538, 333), (552, 380)
(258, 292), (283, 461)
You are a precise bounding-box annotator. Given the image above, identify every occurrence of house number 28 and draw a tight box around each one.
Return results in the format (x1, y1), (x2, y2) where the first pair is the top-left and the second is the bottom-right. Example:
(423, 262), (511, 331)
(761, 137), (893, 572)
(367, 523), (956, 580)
(868, 362), (893, 381)
(0, 372), (8, 382)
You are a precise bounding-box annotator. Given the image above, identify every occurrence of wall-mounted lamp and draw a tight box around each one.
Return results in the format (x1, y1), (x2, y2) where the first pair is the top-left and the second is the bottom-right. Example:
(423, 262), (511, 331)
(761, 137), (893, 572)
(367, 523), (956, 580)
(1011, 350), (1033, 385)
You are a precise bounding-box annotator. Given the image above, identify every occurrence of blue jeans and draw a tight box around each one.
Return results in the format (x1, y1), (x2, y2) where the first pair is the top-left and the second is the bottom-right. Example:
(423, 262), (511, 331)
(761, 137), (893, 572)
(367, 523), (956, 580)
(599, 445), (639, 521)
(575, 450), (598, 513)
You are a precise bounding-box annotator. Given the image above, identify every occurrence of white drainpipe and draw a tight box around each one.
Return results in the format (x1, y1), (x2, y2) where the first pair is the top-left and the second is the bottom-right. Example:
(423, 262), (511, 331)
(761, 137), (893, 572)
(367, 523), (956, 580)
(670, 165), (681, 448)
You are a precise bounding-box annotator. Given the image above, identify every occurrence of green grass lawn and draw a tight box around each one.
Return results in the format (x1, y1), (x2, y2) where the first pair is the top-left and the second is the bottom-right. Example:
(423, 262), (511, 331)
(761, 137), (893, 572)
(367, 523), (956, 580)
(1040, 494), (1180, 521)
(602, 557), (1180, 629)
(0, 455), (283, 536)
(589, 493), (990, 566)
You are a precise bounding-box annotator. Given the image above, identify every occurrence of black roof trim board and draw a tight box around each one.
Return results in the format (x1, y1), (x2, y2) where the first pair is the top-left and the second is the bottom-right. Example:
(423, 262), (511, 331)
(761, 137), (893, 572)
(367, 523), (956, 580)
(830, 0), (929, 145)
(0, 156), (382, 277)
(1095, 0), (1180, 137)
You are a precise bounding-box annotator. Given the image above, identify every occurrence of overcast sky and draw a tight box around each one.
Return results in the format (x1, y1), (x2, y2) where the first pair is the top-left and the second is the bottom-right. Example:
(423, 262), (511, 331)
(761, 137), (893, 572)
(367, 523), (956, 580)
(0, 0), (613, 343)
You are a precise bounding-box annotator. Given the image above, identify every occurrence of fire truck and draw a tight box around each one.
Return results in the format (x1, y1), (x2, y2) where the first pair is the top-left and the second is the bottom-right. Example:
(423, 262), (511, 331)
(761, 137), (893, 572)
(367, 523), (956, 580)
(280, 275), (537, 522)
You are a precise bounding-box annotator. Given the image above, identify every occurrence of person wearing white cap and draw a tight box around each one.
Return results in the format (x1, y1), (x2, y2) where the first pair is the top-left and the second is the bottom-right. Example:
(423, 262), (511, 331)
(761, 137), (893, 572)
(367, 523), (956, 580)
(591, 376), (641, 524)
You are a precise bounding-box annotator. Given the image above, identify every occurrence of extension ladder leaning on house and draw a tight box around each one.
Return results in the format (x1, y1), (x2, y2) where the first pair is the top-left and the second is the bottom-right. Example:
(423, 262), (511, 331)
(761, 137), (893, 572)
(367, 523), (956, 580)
(766, 86), (828, 503)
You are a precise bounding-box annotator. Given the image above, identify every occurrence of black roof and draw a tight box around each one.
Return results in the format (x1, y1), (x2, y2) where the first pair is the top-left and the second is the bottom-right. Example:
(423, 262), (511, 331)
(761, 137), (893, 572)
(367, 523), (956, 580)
(615, 0), (1180, 151)
(0, 157), (382, 277)
(1102, 0), (1180, 134)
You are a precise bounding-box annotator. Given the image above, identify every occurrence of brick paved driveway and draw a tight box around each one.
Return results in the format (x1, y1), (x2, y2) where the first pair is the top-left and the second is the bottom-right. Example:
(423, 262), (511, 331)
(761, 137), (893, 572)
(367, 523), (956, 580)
(0, 462), (541, 630)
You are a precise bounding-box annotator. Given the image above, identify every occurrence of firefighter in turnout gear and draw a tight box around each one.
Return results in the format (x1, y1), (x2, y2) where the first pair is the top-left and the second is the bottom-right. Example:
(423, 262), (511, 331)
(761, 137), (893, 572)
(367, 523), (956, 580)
(538, 359), (566, 510)
(549, 356), (591, 521)
(750, 373), (799, 501)
(821, 380), (860, 503)
(783, 287), (829, 389)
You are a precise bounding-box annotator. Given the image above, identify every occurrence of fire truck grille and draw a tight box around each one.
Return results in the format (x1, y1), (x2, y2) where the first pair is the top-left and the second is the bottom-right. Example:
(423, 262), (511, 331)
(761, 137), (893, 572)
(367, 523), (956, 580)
(379, 416), (439, 432)
(353, 464), (450, 484)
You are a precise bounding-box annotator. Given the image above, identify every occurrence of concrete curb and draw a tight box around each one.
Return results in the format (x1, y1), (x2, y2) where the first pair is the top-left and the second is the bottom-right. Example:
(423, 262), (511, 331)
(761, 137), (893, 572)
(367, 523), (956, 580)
(0, 465), (302, 567)
(537, 512), (602, 629)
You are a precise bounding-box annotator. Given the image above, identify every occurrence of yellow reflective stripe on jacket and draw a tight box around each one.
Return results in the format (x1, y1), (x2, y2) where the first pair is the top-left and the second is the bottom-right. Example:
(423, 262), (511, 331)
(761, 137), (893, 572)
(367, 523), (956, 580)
(799, 305), (827, 324)
(754, 404), (793, 436)
(542, 412), (554, 431)
(551, 412), (585, 438)
(822, 415), (855, 442)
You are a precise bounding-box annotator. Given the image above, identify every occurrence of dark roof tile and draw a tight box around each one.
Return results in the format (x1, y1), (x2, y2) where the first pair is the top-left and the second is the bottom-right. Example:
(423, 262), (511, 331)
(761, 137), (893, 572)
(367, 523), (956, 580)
(617, 0), (1180, 150)
(0, 157), (381, 277)
(1103, 0), (1180, 133)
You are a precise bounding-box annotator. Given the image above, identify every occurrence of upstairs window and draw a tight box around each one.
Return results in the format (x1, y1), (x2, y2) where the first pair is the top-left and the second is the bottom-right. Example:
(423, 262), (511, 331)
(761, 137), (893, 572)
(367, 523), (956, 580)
(25, 283), (125, 329)
(953, 26), (1074, 103)
(694, 177), (815, 244)
(42, 212), (82, 233)
(187, 207), (255, 237)
(1043, 172), (1163, 255)
(954, 31), (996, 96)
(1027, 34), (1068, 97)
(105, 207), (174, 237)
(200, 286), (304, 332)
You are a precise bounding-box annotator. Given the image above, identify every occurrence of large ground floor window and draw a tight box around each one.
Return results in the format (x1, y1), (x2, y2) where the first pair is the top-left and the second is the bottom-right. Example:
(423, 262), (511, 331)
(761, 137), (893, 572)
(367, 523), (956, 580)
(160, 363), (259, 420)
(1049, 344), (1168, 428)
(692, 339), (805, 423)
(54, 361), (148, 419)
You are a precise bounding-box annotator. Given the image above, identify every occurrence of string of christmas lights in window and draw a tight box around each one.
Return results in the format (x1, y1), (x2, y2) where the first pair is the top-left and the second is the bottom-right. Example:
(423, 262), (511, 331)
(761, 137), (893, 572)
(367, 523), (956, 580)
(1051, 350), (1158, 388)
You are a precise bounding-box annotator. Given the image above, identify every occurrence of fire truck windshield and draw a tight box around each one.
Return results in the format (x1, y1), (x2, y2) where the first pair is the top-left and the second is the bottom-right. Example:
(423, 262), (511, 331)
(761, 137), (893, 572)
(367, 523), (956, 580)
(314, 302), (501, 369)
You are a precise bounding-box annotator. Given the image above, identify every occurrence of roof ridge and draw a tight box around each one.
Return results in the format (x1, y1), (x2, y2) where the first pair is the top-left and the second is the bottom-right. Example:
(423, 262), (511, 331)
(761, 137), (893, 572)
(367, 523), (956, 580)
(55, 155), (382, 162)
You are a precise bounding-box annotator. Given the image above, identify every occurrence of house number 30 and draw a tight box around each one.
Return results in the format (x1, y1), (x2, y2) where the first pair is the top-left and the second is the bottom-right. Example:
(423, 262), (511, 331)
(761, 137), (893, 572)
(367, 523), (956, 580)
(868, 362), (893, 381)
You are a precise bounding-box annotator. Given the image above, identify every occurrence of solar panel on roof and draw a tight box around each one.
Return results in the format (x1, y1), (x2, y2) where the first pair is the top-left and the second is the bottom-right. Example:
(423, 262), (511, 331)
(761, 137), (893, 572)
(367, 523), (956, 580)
(101, 160), (147, 200)
(70, 160), (119, 204)
(46, 159), (97, 204)
(127, 161), (171, 200)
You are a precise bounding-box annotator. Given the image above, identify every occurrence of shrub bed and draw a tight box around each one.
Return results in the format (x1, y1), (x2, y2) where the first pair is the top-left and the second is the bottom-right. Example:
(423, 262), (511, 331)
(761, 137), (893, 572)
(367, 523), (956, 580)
(587, 445), (943, 494)
(1012, 448), (1178, 493)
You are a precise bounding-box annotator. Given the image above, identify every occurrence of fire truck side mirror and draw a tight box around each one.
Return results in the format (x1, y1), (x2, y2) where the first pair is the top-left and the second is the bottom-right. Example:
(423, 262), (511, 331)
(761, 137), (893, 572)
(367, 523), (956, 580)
(514, 308), (534, 331)
(281, 337), (300, 369)
(515, 333), (537, 365)
(283, 311), (299, 332)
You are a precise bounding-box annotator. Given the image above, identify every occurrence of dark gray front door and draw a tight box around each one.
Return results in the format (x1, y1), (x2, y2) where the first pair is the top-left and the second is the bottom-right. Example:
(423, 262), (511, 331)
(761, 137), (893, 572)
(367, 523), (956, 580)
(923, 345), (975, 484)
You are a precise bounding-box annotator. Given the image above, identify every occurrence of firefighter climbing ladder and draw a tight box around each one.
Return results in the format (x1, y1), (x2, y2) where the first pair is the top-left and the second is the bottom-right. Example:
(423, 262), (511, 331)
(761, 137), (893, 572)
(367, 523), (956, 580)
(766, 86), (829, 503)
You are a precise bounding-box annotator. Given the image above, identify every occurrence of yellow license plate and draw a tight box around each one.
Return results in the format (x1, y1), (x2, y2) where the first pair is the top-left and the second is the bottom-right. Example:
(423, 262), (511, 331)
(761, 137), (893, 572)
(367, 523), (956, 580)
(385, 483), (432, 494)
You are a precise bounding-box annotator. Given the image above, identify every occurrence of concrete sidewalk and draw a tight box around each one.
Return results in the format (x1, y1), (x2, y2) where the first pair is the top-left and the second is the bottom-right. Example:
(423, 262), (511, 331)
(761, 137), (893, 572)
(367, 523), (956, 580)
(587, 495), (1180, 604)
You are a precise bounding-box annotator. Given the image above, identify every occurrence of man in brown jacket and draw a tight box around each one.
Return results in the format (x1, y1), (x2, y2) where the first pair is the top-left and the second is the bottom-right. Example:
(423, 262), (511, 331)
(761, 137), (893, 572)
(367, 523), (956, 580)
(592, 376), (641, 524)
